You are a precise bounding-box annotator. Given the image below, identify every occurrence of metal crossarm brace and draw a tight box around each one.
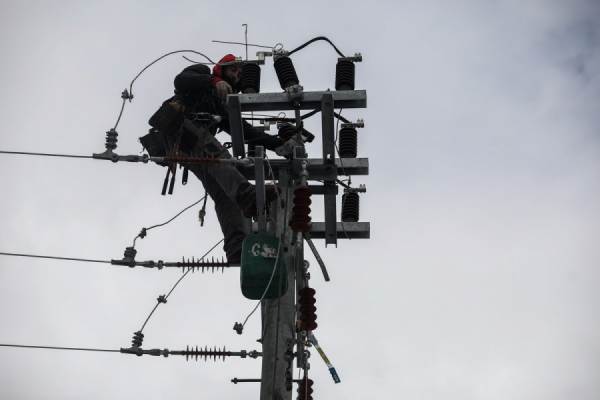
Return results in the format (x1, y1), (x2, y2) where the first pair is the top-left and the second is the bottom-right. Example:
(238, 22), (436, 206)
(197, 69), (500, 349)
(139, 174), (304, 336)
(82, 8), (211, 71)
(321, 93), (337, 247)
(231, 90), (367, 112)
(236, 158), (368, 180)
(255, 146), (267, 233)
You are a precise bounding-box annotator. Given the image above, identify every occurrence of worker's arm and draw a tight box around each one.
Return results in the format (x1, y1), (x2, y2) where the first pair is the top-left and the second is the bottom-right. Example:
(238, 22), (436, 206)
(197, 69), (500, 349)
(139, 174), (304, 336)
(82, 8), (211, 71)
(173, 64), (213, 94)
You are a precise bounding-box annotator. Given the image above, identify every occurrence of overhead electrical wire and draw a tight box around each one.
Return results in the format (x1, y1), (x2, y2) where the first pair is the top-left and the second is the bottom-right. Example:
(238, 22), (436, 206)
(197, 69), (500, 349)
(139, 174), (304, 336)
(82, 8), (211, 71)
(0, 252), (110, 264)
(0, 344), (119, 353)
(0, 150), (92, 159)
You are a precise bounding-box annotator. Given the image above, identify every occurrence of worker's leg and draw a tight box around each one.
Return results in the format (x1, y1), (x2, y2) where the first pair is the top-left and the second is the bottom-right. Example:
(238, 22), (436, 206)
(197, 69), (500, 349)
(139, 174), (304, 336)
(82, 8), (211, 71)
(192, 165), (246, 260)
(183, 119), (255, 210)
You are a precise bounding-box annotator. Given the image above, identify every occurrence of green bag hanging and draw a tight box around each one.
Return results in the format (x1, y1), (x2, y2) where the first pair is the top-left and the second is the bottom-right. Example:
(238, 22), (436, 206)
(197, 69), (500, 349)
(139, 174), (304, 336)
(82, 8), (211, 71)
(240, 234), (288, 300)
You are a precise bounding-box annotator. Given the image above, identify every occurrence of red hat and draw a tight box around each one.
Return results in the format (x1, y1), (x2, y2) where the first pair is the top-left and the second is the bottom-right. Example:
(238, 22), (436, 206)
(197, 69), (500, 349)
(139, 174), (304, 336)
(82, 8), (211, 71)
(212, 54), (237, 77)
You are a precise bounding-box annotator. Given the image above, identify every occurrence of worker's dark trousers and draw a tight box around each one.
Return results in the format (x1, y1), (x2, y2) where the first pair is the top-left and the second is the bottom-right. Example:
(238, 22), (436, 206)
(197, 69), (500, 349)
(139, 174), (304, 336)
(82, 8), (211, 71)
(182, 119), (253, 260)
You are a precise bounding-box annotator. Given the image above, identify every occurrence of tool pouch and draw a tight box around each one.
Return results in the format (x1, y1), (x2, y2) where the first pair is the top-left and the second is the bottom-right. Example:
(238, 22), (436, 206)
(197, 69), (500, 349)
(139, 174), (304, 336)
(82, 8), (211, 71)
(149, 101), (184, 136)
(139, 128), (169, 167)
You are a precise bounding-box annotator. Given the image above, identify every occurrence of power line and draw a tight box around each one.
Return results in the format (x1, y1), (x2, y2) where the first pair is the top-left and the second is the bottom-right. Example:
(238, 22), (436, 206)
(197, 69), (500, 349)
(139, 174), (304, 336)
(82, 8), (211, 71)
(0, 252), (110, 264)
(0, 344), (119, 353)
(0, 150), (92, 159)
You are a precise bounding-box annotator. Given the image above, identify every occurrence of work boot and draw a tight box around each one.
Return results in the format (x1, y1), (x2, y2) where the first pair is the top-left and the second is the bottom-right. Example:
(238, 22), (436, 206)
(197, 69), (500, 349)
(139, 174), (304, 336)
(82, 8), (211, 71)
(227, 250), (242, 264)
(242, 186), (281, 218)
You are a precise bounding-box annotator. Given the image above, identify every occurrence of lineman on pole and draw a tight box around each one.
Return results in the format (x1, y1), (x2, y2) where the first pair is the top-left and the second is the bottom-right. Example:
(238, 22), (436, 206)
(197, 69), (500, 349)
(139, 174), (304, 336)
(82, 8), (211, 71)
(143, 55), (282, 263)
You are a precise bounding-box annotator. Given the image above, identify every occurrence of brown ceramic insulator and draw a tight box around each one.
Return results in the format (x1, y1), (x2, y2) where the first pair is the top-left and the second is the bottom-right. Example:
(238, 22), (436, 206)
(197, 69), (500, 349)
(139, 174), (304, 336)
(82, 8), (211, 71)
(291, 186), (313, 233)
(162, 154), (220, 164)
(298, 287), (318, 331)
(296, 378), (314, 400)
(182, 345), (231, 362)
(294, 186), (313, 199)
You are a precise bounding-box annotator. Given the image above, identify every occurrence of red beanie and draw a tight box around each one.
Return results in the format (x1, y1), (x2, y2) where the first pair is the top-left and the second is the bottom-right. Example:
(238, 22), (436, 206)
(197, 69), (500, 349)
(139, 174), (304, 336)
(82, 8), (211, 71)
(212, 54), (237, 78)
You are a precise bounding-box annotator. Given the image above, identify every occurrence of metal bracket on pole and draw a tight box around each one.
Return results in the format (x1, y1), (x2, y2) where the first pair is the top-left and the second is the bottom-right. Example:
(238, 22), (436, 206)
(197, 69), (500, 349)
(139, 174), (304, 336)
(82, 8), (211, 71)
(227, 95), (245, 158)
(254, 146), (266, 234)
(321, 93), (337, 247)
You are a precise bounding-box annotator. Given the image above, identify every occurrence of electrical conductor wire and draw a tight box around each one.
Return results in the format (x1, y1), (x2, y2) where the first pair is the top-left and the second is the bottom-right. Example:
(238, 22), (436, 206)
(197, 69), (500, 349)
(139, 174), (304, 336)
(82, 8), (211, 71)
(0, 252), (110, 264)
(0, 344), (119, 353)
(288, 36), (345, 57)
(138, 238), (223, 333)
(0, 150), (93, 159)
(132, 195), (207, 248)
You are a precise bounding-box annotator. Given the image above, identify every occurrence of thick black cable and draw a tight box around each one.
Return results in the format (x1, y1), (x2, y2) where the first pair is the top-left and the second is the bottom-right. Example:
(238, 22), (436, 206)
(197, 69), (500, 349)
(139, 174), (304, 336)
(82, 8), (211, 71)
(138, 238), (223, 333)
(0, 344), (119, 353)
(0, 252), (110, 264)
(288, 36), (345, 57)
(0, 150), (92, 159)
(334, 111), (350, 124)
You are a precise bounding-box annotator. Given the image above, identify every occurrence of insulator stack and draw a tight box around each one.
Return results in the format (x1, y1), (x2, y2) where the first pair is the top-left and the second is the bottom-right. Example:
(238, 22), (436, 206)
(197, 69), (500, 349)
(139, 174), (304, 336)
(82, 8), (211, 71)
(298, 287), (317, 331)
(177, 256), (230, 273)
(162, 154), (220, 164)
(278, 123), (296, 140)
(241, 63), (261, 94)
(274, 56), (299, 89)
(338, 127), (358, 158)
(291, 186), (312, 233)
(247, 143), (256, 157)
(335, 59), (355, 91)
(132, 331), (144, 348)
(297, 378), (314, 400)
(181, 345), (231, 361)
(341, 192), (360, 222)
(105, 129), (118, 150)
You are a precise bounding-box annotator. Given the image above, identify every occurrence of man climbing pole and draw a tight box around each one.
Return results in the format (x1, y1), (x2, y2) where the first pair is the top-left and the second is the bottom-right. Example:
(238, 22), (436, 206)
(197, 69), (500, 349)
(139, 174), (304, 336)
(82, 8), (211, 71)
(145, 55), (283, 263)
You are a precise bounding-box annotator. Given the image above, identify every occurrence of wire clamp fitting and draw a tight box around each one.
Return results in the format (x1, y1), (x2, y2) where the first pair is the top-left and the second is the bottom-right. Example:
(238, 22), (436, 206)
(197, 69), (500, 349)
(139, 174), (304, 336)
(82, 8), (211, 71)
(285, 84), (304, 102)
(233, 322), (243, 335)
(121, 89), (134, 102)
(343, 184), (366, 193)
(157, 295), (167, 304)
(110, 247), (137, 268)
(341, 119), (364, 129)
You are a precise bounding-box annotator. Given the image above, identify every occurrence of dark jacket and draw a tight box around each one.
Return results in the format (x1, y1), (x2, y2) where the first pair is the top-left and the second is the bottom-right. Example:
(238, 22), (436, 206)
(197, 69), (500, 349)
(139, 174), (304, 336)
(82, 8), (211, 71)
(172, 64), (282, 151)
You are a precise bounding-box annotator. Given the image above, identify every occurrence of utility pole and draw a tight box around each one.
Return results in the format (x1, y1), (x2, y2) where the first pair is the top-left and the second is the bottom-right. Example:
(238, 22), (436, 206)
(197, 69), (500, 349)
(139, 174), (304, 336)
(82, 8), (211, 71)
(229, 50), (368, 400)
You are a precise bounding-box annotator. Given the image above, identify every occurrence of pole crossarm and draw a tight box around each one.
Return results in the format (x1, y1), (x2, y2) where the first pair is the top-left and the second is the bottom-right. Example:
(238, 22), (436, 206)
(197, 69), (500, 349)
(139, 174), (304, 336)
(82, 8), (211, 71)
(238, 157), (368, 180)
(231, 90), (367, 112)
(253, 222), (370, 239)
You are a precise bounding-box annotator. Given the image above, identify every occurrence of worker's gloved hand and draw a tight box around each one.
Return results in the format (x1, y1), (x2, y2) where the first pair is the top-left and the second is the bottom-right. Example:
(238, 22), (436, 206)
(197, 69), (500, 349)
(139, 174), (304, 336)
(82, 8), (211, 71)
(275, 136), (306, 159)
(215, 80), (233, 101)
(277, 122), (315, 143)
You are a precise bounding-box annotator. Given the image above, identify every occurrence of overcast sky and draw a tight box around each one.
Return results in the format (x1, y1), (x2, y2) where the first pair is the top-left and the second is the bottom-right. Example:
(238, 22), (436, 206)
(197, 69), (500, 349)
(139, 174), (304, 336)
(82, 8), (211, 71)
(0, 0), (599, 399)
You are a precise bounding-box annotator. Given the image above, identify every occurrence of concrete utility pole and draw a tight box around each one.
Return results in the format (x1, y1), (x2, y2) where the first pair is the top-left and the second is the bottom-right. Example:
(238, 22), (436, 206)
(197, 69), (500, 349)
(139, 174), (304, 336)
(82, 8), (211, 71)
(259, 171), (296, 400)
(229, 56), (369, 400)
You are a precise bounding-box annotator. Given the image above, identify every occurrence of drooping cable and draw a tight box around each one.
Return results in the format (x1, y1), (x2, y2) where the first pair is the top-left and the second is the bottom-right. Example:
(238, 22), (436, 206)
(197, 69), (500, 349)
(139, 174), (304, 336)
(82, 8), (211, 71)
(138, 238), (223, 333)
(0, 344), (119, 353)
(132, 195), (207, 248)
(288, 36), (345, 57)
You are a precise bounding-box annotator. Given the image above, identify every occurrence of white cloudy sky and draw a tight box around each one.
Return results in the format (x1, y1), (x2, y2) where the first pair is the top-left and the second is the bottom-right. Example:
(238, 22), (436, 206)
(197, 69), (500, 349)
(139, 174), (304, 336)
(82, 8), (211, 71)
(0, 0), (599, 399)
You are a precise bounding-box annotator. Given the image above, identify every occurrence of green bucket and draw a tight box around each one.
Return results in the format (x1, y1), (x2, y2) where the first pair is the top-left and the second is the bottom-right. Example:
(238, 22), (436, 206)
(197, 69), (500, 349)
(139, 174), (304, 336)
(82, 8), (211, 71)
(240, 234), (288, 300)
